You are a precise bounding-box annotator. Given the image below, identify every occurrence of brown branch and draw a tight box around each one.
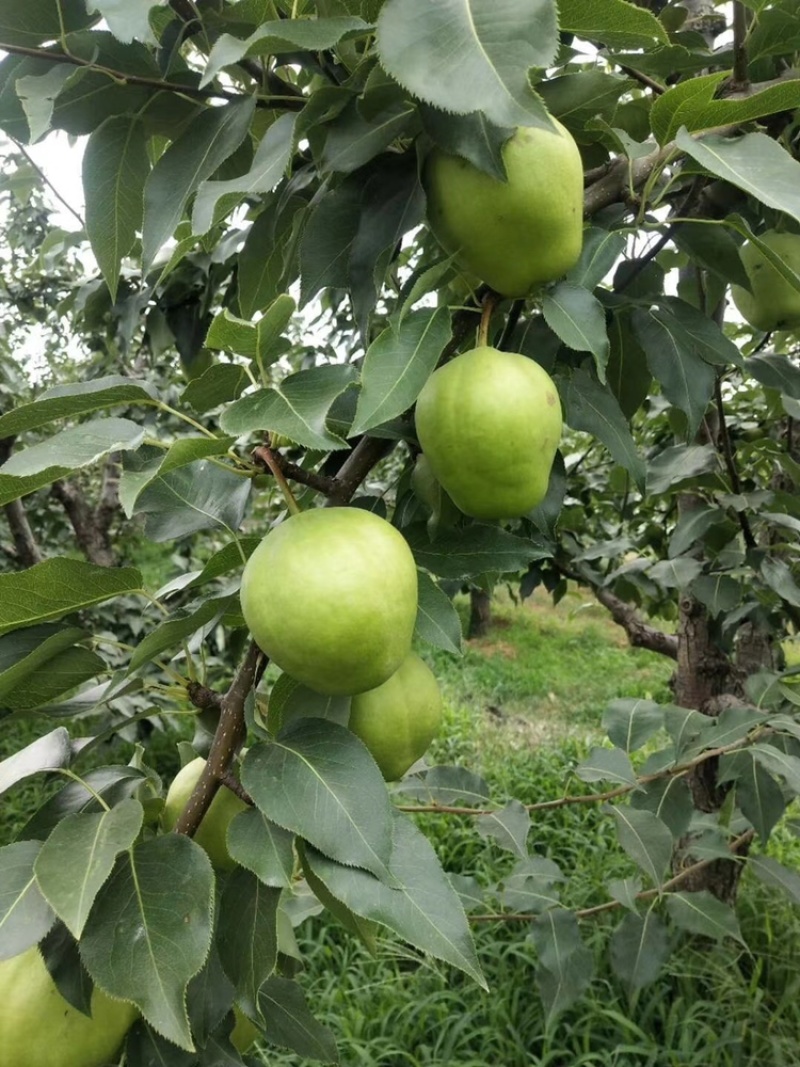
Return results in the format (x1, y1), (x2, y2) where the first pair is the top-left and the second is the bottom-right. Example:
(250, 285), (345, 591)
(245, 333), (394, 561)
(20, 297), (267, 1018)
(174, 640), (266, 837)
(593, 585), (679, 659)
(618, 65), (666, 95)
(2, 499), (43, 567)
(468, 829), (755, 923)
(51, 479), (115, 567)
(399, 728), (766, 817)
(325, 436), (396, 506)
(583, 145), (674, 217)
(186, 681), (223, 711)
(253, 445), (340, 498)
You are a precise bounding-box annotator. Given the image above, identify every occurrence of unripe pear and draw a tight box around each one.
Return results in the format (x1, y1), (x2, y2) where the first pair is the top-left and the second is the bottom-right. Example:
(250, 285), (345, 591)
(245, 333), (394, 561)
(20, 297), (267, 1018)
(348, 652), (442, 781)
(161, 756), (247, 870)
(730, 230), (800, 332)
(240, 508), (418, 696)
(424, 119), (584, 297)
(0, 946), (137, 1067)
(415, 347), (562, 520)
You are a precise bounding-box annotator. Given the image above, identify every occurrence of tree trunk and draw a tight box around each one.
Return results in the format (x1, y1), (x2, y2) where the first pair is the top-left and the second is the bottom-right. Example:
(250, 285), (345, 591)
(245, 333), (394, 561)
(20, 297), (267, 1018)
(468, 587), (492, 639)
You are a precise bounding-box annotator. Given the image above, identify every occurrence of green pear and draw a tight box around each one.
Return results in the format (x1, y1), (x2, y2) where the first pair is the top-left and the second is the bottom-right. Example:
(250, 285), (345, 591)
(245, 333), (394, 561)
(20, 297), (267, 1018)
(161, 756), (247, 870)
(415, 346), (562, 520)
(0, 946), (137, 1067)
(240, 508), (418, 696)
(348, 652), (442, 781)
(730, 230), (800, 332)
(424, 119), (584, 297)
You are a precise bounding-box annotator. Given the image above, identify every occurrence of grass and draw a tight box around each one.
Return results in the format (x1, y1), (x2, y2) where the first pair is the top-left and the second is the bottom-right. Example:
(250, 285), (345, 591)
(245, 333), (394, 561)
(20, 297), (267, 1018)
(5, 590), (800, 1065)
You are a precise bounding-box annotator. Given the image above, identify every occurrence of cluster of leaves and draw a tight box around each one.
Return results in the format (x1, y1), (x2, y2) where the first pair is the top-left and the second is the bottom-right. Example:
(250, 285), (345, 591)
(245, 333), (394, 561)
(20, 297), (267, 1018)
(2, 0), (800, 1060)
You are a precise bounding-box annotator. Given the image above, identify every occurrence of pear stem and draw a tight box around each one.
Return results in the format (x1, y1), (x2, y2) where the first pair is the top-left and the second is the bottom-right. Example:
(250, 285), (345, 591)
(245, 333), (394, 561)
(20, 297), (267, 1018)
(478, 291), (498, 347)
(260, 446), (302, 515)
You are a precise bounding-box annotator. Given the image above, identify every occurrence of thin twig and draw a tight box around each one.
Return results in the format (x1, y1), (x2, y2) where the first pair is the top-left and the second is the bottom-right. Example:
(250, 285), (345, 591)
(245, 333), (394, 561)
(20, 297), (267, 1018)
(0, 41), (305, 110)
(9, 137), (84, 226)
(253, 445), (338, 498)
(468, 830), (755, 923)
(618, 65), (666, 95)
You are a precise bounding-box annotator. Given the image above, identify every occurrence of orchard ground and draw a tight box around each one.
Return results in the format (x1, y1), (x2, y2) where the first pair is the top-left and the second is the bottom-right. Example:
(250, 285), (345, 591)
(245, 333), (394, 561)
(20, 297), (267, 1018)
(5, 589), (800, 1067)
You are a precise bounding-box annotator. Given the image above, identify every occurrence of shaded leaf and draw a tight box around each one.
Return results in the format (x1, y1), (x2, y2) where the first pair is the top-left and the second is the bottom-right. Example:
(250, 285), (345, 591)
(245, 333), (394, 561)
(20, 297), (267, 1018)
(81, 835), (214, 1051)
(0, 840), (55, 959)
(304, 812), (486, 987)
(241, 722), (396, 882)
(666, 890), (745, 944)
(132, 460), (251, 542)
(610, 909), (670, 990)
(560, 366), (645, 487)
(499, 856), (564, 913)
(404, 523), (549, 580)
(603, 698), (664, 753)
(226, 808), (295, 889)
(575, 746), (637, 786)
(607, 805), (672, 887)
(34, 799), (143, 938)
(542, 283), (609, 379)
(217, 868), (280, 1009)
(256, 976), (339, 1063)
(475, 799), (530, 858)
(0, 559), (142, 637)
(531, 909), (593, 1023)
(414, 571), (463, 655)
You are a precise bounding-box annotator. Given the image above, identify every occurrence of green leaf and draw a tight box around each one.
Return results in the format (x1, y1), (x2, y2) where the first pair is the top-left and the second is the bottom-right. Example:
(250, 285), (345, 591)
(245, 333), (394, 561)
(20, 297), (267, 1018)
(418, 106), (512, 180)
(750, 743), (800, 794)
(181, 363), (250, 414)
(575, 746), (637, 786)
(567, 227), (627, 291)
(241, 721), (396, 883)
(542, 283), (609, 379)
(610, 909), (670, 990)
(607, 805), (672, 887)
(720, 752), (785, 841)
(666, 890), (745, 944)
(0, 840), (55, 959)
(376, 0), (558, 129)
(761, 557), (800, 608)
(83, 115), (149, 300)
(560, 366), (645, 488)
(653, 72), (800, 146)
(749, 855), (800, 904)
(220, 364), (356, 451)
(690, 573), (743, 617)
(299, 178), (362, 305)
(531, 909), (594, 1023)
(404, 523), (549, 580)
(16, 64), (80, 143)
(351, 308), (451, 436)
(34, 799), (143, 939)
(558, 0), (668, 49)
(256, 976), (339, 1063)
(677, 129), (800, 227)
(226, 808), (295, 889)
(0, 624), (87, 702)
(128, 596), (235, 673)
(649, 558), (704, 591)
(186, 942), (234, 1049)
(657, 298), (744, 369)
(322, 95), (417, 176)
(392, 765), (490, 807)
(0, 416), (143, 478)
(0, 375), (156, 437)
(0, 0), (97, 47)
(0, 727), (71, 796)
(499, 856), (564, 913)
(304, 811), (486, 987)
(21, 766), (146, 840)
(142, 95), (256, 271)
(632, 307), (716, 438)
(669, 505), (727, 558)
(414, 571), (463, 655)
(121, 437), (238, 517)
(201, 16), (371, 87)
(217, 869), (280, 1009)
(3, 646), (107, 711)
(125, 1022), (197, 1067)
(647, 444), (717, 495)
(132, 459), (251, 542)
(673, 221), (751, 289)
(747, 353), (800, 400)
(0, 559), (141, 637)
(605, 309), (652, 420)
(475, 799), (530, 858)
(238, 198), (305, 318)
(603, 698), (664, 753)
(193, 113), (296, 234)
(85, 0), (156, 43)
(267, 674), (351, 735)
(81, 835), (214, 1051)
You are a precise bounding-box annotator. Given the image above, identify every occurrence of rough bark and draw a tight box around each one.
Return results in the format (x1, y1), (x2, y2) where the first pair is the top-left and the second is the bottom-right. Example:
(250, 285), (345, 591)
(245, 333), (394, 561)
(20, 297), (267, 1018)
(468, 587), (492, 639)
(593, 585), (678, 659)
(2, 498), (43, 567)
(51, 477), (117, 567)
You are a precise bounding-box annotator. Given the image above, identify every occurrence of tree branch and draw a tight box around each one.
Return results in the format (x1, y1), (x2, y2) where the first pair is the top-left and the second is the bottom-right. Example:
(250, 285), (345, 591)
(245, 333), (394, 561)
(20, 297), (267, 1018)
(51, 479), (115, 567)
(593, 585), (679, 659)
(731, 2), (750, 90)
(714, 376), (757, 550)
(174, 640), (266, 837)
(0, 41), (305, 110)
(2, 499), (43, 567)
